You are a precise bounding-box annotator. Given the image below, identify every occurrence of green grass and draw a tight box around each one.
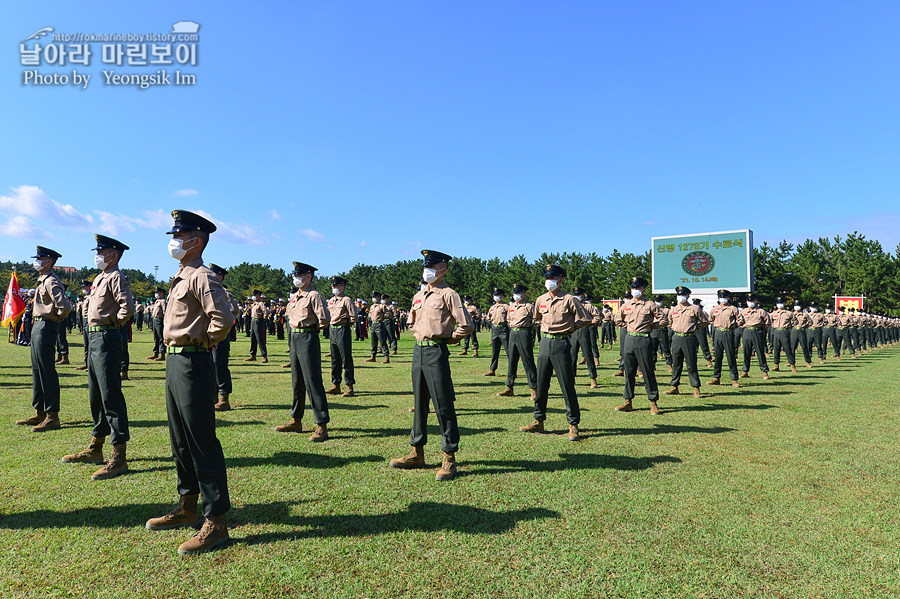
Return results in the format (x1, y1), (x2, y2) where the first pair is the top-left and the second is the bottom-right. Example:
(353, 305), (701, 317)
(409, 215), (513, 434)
(1, 328), (899, 598)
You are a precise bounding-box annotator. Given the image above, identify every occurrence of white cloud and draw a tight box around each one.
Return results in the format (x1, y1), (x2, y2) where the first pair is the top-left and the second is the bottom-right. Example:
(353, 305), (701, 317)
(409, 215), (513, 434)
(92, 209), (172, 235)
(174, 189), (198, 197)
(269, 209), (281, 220)
(0, 215), (47, 239)
(194, 209), (267, 245)
(0, 185), (93, 229)
(359, 240), (367, 246)
(300, 228), (326, 242)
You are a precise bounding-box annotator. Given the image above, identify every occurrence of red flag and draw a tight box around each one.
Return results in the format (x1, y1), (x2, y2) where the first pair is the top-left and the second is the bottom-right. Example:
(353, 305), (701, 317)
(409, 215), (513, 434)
(2, 270), (26, 327)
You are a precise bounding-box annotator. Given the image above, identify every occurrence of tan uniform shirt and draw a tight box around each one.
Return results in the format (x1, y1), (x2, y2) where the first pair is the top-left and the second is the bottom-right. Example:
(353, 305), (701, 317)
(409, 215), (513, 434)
(33, 272), (73, 320)
(655, 305), (670, 328)
(809, 312), (825, 327)
(614, 298), (663, 334)
(226, 290), (240, 319)
(408, 282), (473, 342)
(136, 304), (144, 314)
(794, 311), (811, 328)
(534, 291), (592, 335)
(81, 294), (91, 318)
(286, 287), (329, 329)
(487, 302), (509, 326)
(88, 268), (135, 328)
(584, 302), (603, 326)
(740, 307), (770, 329)
(770, 309), (795, 329)
(508, 301), (535, 328)
(708, 304), (744, 330)
(251, 301), (267, 319)
(824, 313), (838, 327)
(163, 259), (234, 349)
(465, 303), (482, 321)
(149, 298), (166, 318)
(668, 302), (708, 334)
(602, 309), (614, 323)
(327, 294), (357, 326)
(369, 302), (387, 322)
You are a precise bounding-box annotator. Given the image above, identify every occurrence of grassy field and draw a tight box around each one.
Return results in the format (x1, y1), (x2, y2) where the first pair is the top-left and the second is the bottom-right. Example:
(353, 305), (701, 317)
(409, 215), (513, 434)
(0, 326), (898, 598)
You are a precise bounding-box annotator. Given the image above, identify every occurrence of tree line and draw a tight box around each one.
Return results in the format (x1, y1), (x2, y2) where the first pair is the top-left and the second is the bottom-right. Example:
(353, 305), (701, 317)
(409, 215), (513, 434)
(3, 232), (898, 314)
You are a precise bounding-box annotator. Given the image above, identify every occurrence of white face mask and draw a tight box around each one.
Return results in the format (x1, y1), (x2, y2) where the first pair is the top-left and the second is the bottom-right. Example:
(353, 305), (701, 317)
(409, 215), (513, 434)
(422, 267), (439, 284)
(655, 302), (663, 308)
(493, 295), (501, 302)
(169, 238), (192, 260)
(794, 306), (801, 312)
(32, 259), (45, 271)
(631, 289), (643, 299)
(513, 293), (523, 302)
(810, 307), (817, 313)
(380, 299), (386, 305)
(747, 301), (756, 308)
(776, 303), (785, 309)
(825, 309), (832, 314)
(676, 295), (688, 303)
(293, 276), (305, 288)
(94, 254), (109, 270)
(718, 297), (728, 304)
(544, 279), (559, 292)
(420, 284), (428, 292)
(332, 287), (340, 296)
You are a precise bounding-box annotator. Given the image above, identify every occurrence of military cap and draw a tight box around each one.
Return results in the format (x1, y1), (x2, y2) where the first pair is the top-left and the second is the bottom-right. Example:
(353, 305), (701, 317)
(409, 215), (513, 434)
(209, 263), (227, 277)
(382, 293), (391, 300)
(155, 286), (166, 293)
(623, 292), (633, 300)
(654, 295), (664, 302)
(493, 288), (505, 295)
(746, 292), (758, 301)
(584, 292), (592, 301)
(91, 234), (129, 252)
(463, 295), (473, 302)
(544, 264), (566, 278)
(166, 209), (217, 234)
(421, 249), (452, 266)
(290, 287), (298, 294)
(372, 291), (382, 298)
(838, 305), (846, 311)
(692, 298), (702, 305)
(292, 262), (316, 275)
(32, 246), (62, 260)
(81, 279), (92, 287)
(675, 285), (691, 295)
(775, 296), (786, 304)
(331, 276), (347, 286)
(794, 300), (803, 307)
(629, 276), (648, 288)
(513, 283), (528, 293)
(717, 289), (732, 298)
(278, 298), (285, 304)
(809, 302), (817, 309)
(251, 289), (263, 296)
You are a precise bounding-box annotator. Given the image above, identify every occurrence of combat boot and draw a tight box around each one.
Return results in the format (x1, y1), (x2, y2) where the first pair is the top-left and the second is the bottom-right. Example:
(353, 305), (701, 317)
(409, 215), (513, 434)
(260, 357), (268, 363)
(154, 355), (166, 361)
(389, 445), (426, 469)
(613, 370), (624, 377)
(664, 386), (679, 395)
(790, 364), (798, 372)
(666, 364), (673, 372)
(806, 362), (812, 368)
(740, 371), (749, 379)
(458, 348), (468, 356)
(649, 401), (661, 415)
(496, 386), (514, 397)
(819, 357), (825, 364)
(120, 369), (129, 381)
(382, 356), (390, 364)
(178, 515), (229, 555)
(61, 436), (104, 464)
(365, 355), (376, 363)
(472, 350), (479, 357)
(92, 444), (128, 480)
(707, 377), (720, 386)
(76, 363), (88, 371)
(567, 424), (580, 441)
(692, 387), (701, 398)
(772, 364), (780, 371)
(244, 355), (256, 362)
(15, 409), (45, 426)
(274, 418), (302, 433)
(391, 349), (397, 356)
(31, 411), (60, 432)
(59, 355), (69, 365)
(282, 362), (291, 368)
(435, 452), (457, 481)
(518, 419), (544, 433)
(146, 494), (201, 530)
(589, 378), (598, 388)
(762, 372), (770, 380)
(578, 357), (586, 365)
(483, 370), (495, 377)
(530, 389), (536, 400)
(731, 381), (740, 388)
(705, 360), (713, 368)
(341, 385), (354, 397)
(325, 383), (340, 395)
(214, 394), (231, 411)
(309, 424), (328, 443)
(146, 353), (157, 360)
(614, 400), (634, 412)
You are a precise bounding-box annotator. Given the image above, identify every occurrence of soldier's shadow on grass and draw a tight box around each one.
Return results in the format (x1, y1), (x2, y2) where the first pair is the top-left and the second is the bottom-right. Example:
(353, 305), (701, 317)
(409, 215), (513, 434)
(466, 453), (682, 476)
(339, 425), (506, 438)
(235, 500), (561, 544)
(664, 403), (776, 413)
(130, 419), (266, 428)
(584, 424), (735, 438)
(228, 451), (383, 469)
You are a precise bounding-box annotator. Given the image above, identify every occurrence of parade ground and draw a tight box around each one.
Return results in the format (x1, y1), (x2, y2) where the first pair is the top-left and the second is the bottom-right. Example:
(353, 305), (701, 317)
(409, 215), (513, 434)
(1, 329), (898, 598)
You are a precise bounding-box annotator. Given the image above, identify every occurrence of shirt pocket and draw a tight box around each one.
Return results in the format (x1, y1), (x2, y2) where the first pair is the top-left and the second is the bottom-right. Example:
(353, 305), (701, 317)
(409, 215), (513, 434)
(167, 284), (193, 323)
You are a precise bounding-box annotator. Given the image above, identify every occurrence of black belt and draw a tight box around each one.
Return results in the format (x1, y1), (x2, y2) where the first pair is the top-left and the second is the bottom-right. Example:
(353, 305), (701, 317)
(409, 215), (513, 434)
(166, 346), (209, 354)
(34, 316), (61, 322)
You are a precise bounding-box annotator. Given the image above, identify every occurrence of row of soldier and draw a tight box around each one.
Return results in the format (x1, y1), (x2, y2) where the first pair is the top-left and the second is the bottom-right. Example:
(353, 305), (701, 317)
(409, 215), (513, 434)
(13, 219), (899, 556)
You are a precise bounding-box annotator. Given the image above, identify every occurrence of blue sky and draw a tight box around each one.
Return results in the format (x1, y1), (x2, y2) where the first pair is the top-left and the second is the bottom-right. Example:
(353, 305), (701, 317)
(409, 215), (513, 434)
(2, 2), (898, 281)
